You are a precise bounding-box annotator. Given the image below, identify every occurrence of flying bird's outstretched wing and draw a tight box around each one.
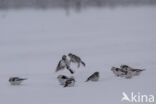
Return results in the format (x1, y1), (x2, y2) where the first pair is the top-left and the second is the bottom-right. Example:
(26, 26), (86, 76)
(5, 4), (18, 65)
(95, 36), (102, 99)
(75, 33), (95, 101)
(56, 60), (65, 72)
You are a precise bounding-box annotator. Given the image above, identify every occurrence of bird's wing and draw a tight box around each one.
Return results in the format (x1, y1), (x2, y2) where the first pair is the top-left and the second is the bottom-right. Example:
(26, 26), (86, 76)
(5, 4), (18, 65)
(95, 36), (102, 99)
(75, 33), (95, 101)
(16, 78), (27, 81)
(133, 68), (145, 72)
(56, 60), (65, 72)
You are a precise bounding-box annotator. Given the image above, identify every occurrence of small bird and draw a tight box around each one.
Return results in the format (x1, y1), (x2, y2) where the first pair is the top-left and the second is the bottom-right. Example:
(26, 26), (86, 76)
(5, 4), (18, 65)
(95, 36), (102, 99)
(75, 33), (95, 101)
(68, 53), (86, 68)
(9, 77), (27, 85)
(120, 65), (145, 76)
(57, 75), (75, 87)
(56, 55), (74, 74)
(86, 72), (99, 82)
(111, 67), (127, 77)
(64, 76), (75, 87)
(57, 75), (69, 85)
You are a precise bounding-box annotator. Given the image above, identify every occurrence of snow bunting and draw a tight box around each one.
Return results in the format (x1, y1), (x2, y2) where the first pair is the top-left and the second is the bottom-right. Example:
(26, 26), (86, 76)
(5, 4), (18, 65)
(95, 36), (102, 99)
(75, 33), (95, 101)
(86, 72), (99, 82)
(9, 77), (27, 85)
(68, 53), (85, 68)
(56, 55), (74, 74)
(57, 75), (75, 87)
(120, 65), (145, 76)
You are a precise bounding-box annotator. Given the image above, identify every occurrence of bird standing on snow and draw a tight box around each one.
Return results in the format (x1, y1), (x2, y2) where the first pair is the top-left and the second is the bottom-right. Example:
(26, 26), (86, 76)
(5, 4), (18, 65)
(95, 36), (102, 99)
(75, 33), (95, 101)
(57, 75), (75, 87)
(68, 53), (85, 68)
(86, 72), (99, 82)
(64, 76), (75, 87)
(56, 55), (74, 74)
(9, 77), (27, 85)
(120, 65), (145, 76)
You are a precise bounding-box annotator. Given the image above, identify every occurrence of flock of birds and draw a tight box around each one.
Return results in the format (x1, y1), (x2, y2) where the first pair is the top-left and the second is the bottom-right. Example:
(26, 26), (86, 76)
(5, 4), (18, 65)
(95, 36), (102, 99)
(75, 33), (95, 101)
(8, 53), (145, 87)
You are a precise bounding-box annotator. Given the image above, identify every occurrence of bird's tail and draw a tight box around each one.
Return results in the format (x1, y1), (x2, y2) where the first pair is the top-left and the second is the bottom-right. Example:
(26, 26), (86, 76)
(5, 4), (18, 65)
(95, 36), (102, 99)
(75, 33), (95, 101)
(19, 78), (27, 81)
(133, 68), (145, 72)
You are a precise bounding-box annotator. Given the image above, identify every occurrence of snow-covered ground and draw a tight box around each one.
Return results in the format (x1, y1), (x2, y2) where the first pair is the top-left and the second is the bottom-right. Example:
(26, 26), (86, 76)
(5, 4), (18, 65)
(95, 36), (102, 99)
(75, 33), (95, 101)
(0, 6), (156, 104)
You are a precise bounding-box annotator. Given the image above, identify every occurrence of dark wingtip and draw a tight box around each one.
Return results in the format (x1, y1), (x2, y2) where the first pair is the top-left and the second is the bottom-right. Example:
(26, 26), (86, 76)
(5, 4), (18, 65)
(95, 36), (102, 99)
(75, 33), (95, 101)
(22, 78), (27, 80)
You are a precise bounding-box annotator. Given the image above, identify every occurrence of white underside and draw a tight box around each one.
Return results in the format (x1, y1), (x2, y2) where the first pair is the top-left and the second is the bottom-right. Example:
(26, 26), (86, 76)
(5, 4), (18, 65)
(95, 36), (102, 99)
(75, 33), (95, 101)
(10, 81), (22, 85)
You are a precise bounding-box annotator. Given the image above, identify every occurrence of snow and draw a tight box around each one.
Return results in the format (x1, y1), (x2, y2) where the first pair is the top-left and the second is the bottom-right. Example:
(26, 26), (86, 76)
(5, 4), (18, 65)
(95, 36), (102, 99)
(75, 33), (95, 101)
(0, 6), (156, 104)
